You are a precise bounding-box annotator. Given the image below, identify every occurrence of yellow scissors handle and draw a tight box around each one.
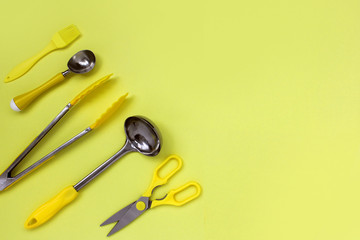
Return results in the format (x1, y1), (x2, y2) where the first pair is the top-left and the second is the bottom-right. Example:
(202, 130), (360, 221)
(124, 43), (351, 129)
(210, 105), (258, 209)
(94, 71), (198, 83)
(151, 181), (201, 208)
(143, 155), (183, 197)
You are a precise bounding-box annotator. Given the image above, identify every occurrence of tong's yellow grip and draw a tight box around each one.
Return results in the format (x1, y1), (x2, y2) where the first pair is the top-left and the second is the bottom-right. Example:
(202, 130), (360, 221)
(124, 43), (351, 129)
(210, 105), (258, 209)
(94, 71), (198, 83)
(90, 93), (128, 129)
(25, 186), (78, 229)
(69, 74), (113, 106)
(143, 155), (183, 197)
(151, 182), (201, 208)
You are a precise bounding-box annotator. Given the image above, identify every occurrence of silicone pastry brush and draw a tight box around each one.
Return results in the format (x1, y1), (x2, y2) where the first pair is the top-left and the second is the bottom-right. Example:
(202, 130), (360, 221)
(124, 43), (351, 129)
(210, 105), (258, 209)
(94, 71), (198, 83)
(4, 24), (80, 83)
(0, 74), (120, 191)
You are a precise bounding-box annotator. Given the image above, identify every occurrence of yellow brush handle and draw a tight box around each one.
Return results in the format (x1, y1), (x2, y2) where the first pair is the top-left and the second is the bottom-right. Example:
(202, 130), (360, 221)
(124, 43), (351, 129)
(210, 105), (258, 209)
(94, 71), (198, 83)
(11, 72), (65, 111)
(151, 182), (201, 208)
(25, 186), (78, 229)
(4, 42), (57, 83)
(143, 155), (183, 197)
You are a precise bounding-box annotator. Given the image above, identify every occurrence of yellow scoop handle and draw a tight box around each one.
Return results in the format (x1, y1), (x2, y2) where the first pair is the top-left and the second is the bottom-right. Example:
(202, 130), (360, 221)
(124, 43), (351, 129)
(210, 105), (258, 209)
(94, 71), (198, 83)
(11, 73), (113, 112)
(11, 72), (65, 111)
(25, 186), (78, 229)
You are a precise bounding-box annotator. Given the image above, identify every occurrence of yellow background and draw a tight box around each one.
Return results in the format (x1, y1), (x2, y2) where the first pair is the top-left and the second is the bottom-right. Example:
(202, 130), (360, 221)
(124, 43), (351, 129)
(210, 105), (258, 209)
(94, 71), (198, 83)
(1, 0), (360, 239)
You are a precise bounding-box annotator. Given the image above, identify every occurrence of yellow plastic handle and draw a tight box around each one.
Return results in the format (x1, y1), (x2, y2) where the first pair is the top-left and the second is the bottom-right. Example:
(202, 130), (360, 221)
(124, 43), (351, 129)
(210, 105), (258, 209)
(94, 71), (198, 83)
(24, 186), (78, 229)
(4, 42), (56, 83)
(70, 74), (113, 106)
(90, 93), (128, 129)
(151, 181), (201, 208)
(12, 72), (65, 111)
(143, 155), (183, 197)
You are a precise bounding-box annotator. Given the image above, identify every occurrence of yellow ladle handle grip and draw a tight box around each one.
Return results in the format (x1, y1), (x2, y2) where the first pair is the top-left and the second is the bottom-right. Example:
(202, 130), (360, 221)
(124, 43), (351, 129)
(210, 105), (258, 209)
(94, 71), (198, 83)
(25, 186), (78, 229)
(11, 72), (66, 111)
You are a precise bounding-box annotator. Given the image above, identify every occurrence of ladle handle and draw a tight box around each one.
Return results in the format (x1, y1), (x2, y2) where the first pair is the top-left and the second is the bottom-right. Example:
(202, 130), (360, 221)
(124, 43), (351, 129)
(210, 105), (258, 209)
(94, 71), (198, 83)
(11, 72), (66, 111)
(73, 142), (134, 191)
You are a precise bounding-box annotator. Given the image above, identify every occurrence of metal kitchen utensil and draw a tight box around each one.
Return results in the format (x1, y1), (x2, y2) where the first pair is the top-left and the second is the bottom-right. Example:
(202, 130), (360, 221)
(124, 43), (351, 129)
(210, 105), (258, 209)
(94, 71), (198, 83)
(25, 116), (161, 229)
(0, 74), (125, 191)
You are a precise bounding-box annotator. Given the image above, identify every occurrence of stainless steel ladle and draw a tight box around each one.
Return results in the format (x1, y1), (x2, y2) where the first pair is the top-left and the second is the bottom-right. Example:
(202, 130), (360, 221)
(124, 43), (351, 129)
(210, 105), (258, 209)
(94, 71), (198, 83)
(74, 116), (162, 191)
(25, 116), (162, 229)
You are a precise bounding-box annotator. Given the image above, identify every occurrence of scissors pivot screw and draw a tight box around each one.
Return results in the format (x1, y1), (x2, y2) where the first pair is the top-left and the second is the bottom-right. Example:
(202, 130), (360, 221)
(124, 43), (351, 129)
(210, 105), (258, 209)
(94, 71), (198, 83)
(136, 202), (146, 211)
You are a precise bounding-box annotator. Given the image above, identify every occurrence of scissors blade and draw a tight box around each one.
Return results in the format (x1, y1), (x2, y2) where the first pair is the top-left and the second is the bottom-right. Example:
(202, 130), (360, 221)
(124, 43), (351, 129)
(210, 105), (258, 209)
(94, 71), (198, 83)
(100, 202), (135, 226)
(106, 197), (150, 236)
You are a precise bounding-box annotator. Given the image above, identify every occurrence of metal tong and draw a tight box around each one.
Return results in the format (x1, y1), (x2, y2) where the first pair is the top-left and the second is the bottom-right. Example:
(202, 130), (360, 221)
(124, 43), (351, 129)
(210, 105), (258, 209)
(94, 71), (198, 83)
(0, 74), (128, 191)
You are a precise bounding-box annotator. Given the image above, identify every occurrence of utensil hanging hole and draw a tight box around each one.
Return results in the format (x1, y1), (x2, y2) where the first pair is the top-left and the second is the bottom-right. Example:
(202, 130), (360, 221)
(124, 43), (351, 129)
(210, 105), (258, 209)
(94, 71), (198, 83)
(27, 218), (37, 226)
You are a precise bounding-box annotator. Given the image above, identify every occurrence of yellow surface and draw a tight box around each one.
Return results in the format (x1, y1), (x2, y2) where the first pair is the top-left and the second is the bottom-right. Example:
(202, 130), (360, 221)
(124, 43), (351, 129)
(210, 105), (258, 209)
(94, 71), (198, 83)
(0, 0), (360, 239)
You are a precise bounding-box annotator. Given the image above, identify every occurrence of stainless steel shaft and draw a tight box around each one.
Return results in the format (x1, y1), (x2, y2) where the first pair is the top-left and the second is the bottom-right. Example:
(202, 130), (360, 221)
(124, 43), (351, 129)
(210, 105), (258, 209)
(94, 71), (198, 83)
(73, 142), (133, 191)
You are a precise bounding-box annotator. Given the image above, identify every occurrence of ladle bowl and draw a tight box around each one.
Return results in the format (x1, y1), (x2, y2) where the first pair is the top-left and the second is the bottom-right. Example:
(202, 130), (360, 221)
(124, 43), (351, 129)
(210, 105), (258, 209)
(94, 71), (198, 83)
(124, 116), (161, 156)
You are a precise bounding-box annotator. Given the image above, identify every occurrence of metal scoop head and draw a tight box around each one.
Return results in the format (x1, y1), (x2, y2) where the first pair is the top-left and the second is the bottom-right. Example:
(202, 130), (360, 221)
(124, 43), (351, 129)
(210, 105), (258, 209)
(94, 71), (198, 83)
(67, 50), (96, 74)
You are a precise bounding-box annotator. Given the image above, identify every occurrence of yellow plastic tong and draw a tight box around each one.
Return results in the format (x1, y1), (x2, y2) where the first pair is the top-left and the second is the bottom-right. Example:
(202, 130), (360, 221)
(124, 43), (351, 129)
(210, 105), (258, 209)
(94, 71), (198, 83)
(0, 74), (128, 191)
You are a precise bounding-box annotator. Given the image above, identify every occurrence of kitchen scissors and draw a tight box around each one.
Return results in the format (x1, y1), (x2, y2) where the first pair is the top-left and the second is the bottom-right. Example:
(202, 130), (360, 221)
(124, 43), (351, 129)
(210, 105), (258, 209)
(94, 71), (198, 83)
(100, 154), (201, 236)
